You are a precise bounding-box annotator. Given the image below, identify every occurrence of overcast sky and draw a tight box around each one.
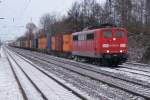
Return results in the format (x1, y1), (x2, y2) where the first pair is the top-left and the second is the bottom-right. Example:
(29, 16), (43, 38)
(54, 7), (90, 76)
(0, 0), (105, 41)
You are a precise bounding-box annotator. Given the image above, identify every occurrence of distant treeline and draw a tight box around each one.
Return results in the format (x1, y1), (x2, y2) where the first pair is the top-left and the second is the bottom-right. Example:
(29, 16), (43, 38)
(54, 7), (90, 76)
(18, 0), (150, 40)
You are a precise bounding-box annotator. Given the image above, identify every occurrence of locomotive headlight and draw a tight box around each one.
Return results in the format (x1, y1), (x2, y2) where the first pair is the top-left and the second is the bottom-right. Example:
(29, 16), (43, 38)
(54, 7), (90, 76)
(102, 44), (109, 48)
(120, 50), (123, 53)
(120, 44), (126, 48)
(113, 38), (116, 41)
(107, 50), (110, 53)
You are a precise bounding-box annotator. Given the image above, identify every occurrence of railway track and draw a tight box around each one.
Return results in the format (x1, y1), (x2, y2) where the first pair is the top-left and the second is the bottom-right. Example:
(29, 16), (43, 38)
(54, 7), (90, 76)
(24, 48), (150, 82)
(120, 63), (150, 73)
(8, 48), (134, 99)
(6, 50), (47, 100)
(115, 67), (150, 77)
(6, 52), (28, 100)
(6, 48), (87, 100)
(9, 47), (150, 100)
(11, 47), (150, 72)
(15, 48), (150, 86)
(15, 48), (150, 77)
(125, 62), (150, 67)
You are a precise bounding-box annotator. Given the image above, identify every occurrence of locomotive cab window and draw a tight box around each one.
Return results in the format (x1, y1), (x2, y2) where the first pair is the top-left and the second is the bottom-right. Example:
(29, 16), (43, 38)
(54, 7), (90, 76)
(86, 33), (94, 40)
(73, 35), (78, 41)
(103, 31), (112, 38)
(115, 31), (124, 38)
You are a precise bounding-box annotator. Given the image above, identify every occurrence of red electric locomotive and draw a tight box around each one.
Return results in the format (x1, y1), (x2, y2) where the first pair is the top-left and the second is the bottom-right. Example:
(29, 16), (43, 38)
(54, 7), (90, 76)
(72, 26), (128, 66)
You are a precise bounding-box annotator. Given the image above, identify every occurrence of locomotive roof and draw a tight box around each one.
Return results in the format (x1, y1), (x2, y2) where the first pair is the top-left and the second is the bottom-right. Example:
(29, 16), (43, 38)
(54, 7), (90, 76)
(72, 27), (126, 35)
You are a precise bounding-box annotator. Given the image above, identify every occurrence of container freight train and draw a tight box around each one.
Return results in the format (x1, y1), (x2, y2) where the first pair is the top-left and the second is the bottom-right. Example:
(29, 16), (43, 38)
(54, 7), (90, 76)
(11, 27), (128, 66)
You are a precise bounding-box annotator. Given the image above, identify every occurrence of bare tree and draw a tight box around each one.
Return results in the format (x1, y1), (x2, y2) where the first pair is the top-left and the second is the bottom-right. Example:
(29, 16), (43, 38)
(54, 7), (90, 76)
(67, 1), (83, 31)
(25, 22), (36, 42)
(144, 0), (150, 33)
(40, 13), (57, 35)
(145, 0), (150, 25)
(67, 0), (105, 30)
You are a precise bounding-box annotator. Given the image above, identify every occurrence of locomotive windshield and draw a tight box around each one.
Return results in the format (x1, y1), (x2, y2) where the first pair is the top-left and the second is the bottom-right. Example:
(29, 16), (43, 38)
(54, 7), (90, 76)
(103, 31), (112, 38)
(115, 31), (124, 38)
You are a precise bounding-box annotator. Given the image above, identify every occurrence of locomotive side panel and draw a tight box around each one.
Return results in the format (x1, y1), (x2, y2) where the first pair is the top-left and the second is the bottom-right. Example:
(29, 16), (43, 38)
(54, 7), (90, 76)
(72, 30), (98, 58)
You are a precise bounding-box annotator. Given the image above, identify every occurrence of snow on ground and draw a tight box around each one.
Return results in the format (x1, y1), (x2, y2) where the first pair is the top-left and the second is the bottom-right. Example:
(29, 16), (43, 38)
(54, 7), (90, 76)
(0, 46), (24, 100)
(8, 49), (81, 100)
(95, 67), (150, 83)
(117, 67), (150, 76)
(6, 51), (44, 100)
(41, 53), (150, 81)
(13, 49), (94, 100)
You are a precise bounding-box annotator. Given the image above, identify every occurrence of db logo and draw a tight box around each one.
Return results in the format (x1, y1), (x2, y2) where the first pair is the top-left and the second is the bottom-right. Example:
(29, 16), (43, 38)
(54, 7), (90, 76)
(109, 44), (119, 47)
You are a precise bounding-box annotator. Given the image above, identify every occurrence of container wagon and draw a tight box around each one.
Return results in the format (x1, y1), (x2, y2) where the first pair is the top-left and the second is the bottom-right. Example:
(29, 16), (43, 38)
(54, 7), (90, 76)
(62, 33), (72, 58)
(47, 35), (51, 53)
(38, 36), (47, 52)
(32, 38), (38, 49)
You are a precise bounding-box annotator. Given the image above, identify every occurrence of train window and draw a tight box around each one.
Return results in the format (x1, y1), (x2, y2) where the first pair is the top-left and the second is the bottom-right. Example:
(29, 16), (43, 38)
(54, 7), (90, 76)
(78, 35), (81, 40)
(103, 31), (112, 38)
(78, 34), (85, 41)
(81, 35), (84, 40)
(87, 33), (94, 40)
(73, 35), (78, 41)
(115, 31), (124, 38)
(78, 35), (81, 41)
(83, 34), (86, 40)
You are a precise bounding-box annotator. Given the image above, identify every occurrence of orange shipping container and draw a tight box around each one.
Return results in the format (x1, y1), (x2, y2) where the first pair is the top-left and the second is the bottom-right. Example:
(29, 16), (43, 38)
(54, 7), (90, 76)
(63, 34), (72, 52)
(51, 36), (56, 51)
(38, 37), (47, 49)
